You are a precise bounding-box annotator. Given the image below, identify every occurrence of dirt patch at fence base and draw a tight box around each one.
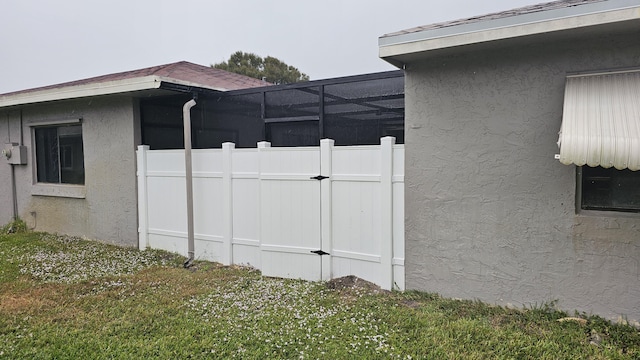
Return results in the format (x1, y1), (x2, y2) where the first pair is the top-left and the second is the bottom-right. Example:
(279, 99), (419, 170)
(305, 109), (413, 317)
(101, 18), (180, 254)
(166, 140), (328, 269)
(325, 275), (386, 295)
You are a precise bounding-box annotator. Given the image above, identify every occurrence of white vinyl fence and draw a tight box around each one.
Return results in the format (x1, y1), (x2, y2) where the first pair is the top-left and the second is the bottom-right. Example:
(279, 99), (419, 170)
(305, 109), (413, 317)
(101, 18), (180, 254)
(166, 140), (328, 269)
(137, 137), (404, 290)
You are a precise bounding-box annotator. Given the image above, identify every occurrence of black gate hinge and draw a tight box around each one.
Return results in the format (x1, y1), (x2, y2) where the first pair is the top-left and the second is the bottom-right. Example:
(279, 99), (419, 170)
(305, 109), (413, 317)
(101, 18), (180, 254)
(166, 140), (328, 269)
(310, 249), (330, 256)
(310, 175), (329, 181)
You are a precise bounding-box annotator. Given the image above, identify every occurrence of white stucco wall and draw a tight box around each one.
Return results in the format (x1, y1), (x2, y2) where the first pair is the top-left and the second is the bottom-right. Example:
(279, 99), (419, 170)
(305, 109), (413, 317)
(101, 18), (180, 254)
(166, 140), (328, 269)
(0, 96), (140, 246)
(404, 31), (640, 322)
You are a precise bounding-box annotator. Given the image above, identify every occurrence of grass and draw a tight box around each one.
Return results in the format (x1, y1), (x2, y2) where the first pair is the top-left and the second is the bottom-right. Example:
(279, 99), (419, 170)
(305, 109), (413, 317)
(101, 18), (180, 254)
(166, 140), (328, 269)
(1, 230), (639, 359)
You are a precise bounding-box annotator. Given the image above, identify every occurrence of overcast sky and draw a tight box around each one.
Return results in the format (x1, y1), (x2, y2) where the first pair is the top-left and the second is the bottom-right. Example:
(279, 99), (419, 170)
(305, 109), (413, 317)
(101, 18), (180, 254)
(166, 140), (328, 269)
(0, 0), (544, 94)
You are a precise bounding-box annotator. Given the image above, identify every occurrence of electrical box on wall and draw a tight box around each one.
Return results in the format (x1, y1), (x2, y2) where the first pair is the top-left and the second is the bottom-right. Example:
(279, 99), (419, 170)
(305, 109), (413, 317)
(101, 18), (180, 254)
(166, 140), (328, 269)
(2, 143), (27, 165)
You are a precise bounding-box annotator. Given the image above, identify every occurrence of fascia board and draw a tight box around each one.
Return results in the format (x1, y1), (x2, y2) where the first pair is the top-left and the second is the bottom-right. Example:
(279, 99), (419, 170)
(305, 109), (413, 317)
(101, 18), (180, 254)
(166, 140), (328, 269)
(379, 4), (640, 60)
(0, 75), (163, 108)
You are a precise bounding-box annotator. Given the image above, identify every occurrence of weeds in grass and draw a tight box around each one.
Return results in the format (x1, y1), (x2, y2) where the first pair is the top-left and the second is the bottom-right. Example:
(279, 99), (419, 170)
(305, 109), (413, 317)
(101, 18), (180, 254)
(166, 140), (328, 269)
(0, 231), (639, 359)
(187, 277), (397, 358)
(1, 218), (27, 234)
(15, 233), (170, 284)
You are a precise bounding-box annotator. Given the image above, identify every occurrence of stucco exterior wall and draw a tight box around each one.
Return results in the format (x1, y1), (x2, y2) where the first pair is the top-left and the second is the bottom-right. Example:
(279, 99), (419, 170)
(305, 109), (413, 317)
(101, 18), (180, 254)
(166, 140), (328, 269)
(0, 116), (20, 224)
(404, 31), (640, 322)
(0, 97), (140, 246)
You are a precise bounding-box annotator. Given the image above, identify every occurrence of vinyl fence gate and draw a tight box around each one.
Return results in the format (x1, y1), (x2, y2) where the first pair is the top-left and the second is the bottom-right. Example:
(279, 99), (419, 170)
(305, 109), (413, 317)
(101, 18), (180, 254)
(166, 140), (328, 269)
(137, 137), (404, 290)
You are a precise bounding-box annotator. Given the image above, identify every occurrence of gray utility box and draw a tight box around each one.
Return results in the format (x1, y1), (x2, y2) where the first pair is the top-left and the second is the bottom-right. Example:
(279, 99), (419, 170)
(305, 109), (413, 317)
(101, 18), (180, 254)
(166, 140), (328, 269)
(3, 143), (28, 165)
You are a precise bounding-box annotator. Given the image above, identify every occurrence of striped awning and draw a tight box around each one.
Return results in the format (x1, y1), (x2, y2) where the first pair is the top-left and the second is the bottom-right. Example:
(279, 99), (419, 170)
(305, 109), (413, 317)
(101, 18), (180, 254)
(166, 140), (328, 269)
(557, 70), (640, 171)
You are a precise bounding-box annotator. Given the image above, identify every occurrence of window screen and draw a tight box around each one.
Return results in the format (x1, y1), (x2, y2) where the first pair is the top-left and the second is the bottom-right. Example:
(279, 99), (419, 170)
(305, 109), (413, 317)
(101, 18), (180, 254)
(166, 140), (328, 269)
(35, 124), (84, 185)
(580, 166), (640, 212)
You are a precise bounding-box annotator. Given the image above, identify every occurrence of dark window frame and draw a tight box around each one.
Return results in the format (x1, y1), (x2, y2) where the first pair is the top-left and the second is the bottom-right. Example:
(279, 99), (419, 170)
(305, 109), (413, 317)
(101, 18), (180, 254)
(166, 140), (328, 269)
(577, 166), (640, 213)
(34, 123), (85, 185)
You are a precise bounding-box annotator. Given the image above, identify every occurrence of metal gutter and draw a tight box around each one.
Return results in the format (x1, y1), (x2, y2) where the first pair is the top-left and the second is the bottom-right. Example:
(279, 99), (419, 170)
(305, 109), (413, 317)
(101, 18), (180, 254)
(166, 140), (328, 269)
(379, 0), (640, 60)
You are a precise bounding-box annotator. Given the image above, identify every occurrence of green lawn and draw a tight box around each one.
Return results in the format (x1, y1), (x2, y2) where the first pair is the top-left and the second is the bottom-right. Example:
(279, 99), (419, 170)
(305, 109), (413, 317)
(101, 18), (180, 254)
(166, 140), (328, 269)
(1, 229), (638, 359)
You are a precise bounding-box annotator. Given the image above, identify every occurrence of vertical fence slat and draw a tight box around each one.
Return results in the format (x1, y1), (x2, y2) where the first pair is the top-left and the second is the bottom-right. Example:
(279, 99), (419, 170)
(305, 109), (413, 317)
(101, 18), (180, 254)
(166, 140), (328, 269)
(136, 145), (150, 251)
(222, 142), (234, 265)
(380, 137), (395, 290)
(320, 139), (334, 281)
(257, 141), (271, 263)
(392, 145), (405, 291)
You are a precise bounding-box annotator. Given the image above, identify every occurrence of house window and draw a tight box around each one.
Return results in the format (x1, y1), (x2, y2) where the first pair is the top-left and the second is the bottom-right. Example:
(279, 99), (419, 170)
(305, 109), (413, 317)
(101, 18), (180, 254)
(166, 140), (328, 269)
(579, 166), (640, 213)
(35, 124), (85, 185)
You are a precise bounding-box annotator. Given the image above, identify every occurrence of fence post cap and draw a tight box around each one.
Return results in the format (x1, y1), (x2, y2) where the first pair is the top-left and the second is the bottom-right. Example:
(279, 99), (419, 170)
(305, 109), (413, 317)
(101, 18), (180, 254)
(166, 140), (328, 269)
(380, 136), (396, 145)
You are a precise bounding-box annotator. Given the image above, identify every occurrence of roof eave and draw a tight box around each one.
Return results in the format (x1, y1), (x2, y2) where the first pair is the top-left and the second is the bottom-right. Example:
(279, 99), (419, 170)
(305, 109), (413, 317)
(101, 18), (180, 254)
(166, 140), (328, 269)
(155, 76), (229, 92)
(379, 2), (640, 65)
(0, 75), (167, 108)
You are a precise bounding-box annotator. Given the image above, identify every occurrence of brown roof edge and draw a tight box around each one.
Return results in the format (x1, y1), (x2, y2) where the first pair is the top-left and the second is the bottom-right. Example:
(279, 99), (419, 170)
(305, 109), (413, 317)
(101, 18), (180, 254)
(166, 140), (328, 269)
(0, 61), (272, 98)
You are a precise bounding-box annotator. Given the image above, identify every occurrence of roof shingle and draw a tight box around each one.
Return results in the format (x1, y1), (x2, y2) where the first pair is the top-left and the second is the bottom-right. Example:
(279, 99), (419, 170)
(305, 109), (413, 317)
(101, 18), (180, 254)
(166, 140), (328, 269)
(381, 0), (607, 38)
(1, 61), (271, 97)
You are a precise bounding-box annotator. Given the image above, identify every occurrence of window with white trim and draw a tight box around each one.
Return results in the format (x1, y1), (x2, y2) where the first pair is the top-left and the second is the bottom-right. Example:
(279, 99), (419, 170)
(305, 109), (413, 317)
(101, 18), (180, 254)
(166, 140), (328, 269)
(34, 124), (85, 185)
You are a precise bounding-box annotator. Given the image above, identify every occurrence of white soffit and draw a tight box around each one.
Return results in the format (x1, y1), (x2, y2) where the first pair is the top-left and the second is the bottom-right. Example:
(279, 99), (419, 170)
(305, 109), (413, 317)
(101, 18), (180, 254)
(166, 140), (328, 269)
(0, 76), (164, 108)
(558, 69), (640, 171)
(0, 77), (228, 108)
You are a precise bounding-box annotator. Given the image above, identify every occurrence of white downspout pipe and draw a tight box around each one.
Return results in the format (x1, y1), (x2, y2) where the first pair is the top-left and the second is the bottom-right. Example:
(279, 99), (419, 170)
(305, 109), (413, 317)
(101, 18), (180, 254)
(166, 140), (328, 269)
(182, 98), (197, 268)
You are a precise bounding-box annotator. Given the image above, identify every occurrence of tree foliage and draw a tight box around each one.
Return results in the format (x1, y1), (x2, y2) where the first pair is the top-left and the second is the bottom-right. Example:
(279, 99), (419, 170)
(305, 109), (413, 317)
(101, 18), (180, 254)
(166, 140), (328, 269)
(213, 51), (309, 85)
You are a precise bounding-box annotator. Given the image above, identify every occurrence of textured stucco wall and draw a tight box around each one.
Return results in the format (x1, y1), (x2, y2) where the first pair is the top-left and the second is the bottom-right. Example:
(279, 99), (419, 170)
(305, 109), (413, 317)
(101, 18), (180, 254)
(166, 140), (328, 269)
(0, 97), (139, 246)
(0, 116), (20, 224)
(404, 31), (640, 322)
